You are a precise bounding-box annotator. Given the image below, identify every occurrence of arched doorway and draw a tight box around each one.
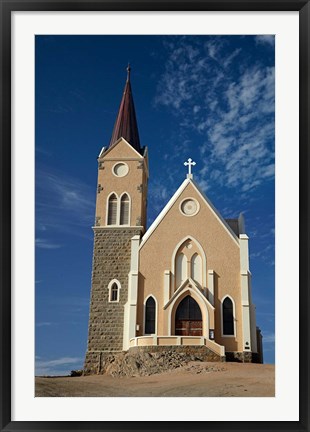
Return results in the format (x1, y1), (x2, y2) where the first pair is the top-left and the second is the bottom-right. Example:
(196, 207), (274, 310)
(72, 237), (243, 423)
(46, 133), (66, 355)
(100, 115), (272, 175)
(175, 295), (202, 336)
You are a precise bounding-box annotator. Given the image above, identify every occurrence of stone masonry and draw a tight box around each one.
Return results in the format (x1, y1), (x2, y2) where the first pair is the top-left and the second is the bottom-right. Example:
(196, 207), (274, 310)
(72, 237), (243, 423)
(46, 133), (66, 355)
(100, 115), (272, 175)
(84, 227), (141, 374)
(86, 345), (225, 377)
(225, 351), (257, 363)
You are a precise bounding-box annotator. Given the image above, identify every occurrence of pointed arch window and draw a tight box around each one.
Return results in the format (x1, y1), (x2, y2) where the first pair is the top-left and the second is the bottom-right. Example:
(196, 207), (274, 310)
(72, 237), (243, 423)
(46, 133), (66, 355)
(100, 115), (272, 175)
(107, 194), (118, 225)
(110, 283), (118, 301)
(120, 194), (130, 225)
(222, 297), (234, 336)
(145, 297), (156, 334)
(176, 253), (187, 288)
(108, 279), (121, 303)
(191, 253), (202, 286)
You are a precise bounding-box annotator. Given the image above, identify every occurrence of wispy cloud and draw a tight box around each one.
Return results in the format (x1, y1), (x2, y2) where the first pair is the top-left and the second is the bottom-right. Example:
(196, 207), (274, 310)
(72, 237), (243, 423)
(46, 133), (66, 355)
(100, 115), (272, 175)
(255, 35), (275, 47)
(37, 295), (90, 319)
(35, 356), (83, 376)
(36, 168), (95, 239)
(36, 322), (54, 327)
(148, 179), (170, 214)
(37, 170), (94, 213)
(262, 331), (275, 344)
(155, 36), (274, 198)
(35, 238), (62, 249)
(39, 87), (87, 115)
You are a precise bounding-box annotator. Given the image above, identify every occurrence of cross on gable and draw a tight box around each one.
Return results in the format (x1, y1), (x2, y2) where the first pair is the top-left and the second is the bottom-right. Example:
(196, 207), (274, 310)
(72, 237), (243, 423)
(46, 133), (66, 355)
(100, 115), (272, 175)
(184, 158), (196, 179)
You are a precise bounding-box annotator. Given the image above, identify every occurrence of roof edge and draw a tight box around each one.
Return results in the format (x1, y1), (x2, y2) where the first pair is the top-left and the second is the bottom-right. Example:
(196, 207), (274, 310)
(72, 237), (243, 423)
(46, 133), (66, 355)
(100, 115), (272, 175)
(140, 178), (190, 249)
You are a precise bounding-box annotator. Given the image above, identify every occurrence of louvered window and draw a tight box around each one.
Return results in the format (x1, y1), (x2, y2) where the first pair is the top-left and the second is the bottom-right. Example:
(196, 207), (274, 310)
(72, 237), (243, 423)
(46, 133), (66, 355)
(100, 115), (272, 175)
(108, 194), (118, 225)
(223, 297), (234, 335)
(120, 194), (130, 225)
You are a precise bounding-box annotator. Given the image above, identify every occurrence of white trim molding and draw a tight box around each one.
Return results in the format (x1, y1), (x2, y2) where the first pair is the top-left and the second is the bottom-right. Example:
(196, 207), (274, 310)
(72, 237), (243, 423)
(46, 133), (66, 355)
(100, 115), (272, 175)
(163, 270), (170, 304)
(207, 269), (215, 306)
(239, 234), (250, 271)
(123, 234), (141, 351)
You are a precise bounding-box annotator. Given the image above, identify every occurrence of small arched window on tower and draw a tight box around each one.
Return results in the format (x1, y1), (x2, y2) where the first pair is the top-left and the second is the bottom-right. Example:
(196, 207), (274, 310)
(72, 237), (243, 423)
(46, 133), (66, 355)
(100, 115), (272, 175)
(145, 297), (156, 334)
(108, 280), (121, 303)
(107, 194), (118, 225)
(222, 297), (234, 336)
(120, 194), (130, 225)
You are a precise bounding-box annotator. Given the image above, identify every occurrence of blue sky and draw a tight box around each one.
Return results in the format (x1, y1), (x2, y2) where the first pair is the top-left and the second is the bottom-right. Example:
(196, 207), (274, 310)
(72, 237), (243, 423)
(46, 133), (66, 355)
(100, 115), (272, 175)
(35, 35), (275, 375)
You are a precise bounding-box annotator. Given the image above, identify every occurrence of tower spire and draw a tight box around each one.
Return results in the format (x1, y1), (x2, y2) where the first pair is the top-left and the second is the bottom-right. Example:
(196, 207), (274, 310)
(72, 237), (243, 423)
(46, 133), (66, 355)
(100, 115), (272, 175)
(126, 63), (131, 82)
(109, 65), (141, 152)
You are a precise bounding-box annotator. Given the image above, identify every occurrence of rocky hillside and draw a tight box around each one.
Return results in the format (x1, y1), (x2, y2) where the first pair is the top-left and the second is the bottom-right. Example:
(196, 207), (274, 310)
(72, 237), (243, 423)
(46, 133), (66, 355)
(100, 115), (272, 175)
(97, 349), (224, 377)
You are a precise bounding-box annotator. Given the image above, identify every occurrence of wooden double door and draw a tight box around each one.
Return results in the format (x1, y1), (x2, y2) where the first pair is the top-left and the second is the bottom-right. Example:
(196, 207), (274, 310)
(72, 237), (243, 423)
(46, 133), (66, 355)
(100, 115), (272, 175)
(175, 295), (203, 336)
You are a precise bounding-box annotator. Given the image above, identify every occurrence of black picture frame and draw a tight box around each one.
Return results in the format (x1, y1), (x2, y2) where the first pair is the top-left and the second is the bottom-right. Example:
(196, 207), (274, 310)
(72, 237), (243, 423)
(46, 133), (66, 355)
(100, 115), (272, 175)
(1, 1), (309, 431)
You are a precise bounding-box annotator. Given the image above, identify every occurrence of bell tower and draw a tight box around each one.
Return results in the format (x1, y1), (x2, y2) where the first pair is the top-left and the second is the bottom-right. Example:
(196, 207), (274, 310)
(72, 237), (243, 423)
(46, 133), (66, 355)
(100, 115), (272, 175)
(84, 67), (148, 374)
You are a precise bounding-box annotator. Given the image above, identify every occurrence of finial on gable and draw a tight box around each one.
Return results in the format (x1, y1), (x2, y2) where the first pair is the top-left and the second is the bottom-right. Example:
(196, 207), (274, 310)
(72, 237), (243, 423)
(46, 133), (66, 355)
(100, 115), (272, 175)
(184, 158), (196, 179)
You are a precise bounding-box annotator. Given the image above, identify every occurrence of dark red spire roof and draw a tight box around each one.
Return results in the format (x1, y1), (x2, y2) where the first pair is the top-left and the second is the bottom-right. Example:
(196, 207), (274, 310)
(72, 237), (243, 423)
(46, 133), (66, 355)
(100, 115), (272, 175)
(109, 65), (141, 152)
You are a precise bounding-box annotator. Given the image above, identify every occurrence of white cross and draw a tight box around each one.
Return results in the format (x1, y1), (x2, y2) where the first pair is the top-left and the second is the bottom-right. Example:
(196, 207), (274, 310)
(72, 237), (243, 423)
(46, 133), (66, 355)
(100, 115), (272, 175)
(184, 158), (196, 178)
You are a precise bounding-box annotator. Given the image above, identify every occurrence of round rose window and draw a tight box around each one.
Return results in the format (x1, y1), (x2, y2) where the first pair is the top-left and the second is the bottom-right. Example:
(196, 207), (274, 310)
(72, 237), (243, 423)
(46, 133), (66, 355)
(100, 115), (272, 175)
(113, 162), (129, 177)
(180, 198), (199, 216)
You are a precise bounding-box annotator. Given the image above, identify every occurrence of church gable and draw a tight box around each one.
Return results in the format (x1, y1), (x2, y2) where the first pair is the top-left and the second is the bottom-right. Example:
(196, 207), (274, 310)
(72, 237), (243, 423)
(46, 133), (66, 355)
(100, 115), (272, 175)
(101, 137), (143, 160)
(140, 179), (239, 250)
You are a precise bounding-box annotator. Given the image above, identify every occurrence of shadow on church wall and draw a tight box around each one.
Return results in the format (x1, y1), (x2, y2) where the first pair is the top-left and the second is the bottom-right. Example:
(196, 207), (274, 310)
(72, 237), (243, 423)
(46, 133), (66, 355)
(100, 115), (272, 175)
(136, 272), (146, 337)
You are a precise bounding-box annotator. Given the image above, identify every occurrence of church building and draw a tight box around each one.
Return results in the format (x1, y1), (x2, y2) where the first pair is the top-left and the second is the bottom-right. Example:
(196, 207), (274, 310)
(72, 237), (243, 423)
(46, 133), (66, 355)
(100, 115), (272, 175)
(84, 67), (263, 374)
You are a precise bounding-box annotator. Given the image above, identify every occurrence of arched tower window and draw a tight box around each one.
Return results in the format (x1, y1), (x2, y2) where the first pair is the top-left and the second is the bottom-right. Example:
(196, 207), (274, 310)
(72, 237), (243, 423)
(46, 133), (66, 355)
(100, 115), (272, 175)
(145, 297), (156, 334)
(110, 283), (118, 301)
(107, 194), (118, 225)
(120, 194), (130, 225)
(176, 253), (187, 288)
(191, 253), (202, 286)
(108, 279), (121, 303)
(222, 297), (234, 335)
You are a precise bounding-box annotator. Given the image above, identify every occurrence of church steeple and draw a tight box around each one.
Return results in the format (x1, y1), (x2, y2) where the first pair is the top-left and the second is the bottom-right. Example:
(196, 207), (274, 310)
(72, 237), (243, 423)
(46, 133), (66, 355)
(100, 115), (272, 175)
(109, 65), (141, 153)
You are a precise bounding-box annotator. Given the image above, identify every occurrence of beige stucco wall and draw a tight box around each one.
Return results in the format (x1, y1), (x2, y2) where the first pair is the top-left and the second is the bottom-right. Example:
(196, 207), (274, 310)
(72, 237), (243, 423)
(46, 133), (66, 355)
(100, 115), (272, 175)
(96, 139), (148, 229)
(138, 181), (243, 352)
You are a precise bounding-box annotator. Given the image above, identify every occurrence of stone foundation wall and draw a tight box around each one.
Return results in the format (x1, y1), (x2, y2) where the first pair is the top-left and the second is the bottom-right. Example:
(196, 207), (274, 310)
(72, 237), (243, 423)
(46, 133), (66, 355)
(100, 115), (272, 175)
(84, 350), (123, 375)
(129, 345), (225, 362)
(226, 351), (259, 363)
(84, 345), (225, 376)
(84, 228), (141, 372)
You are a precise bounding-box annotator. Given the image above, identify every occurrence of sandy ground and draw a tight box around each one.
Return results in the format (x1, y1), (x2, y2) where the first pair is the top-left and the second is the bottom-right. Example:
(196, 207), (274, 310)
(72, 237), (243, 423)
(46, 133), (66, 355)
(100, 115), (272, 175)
(35, 362), (275, 397)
